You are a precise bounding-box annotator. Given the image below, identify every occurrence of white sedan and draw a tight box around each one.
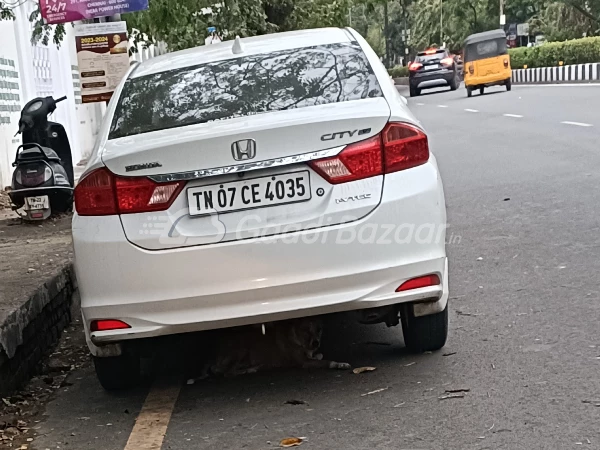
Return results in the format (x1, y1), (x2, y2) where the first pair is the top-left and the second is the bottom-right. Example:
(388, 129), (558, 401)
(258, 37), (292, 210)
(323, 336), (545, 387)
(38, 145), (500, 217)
(73, 27), (449, 389)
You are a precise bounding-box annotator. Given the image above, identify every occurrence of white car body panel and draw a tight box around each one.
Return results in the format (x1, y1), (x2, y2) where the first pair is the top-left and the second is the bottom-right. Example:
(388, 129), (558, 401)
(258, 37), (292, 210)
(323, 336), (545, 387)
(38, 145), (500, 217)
(73, 27), (448, 353)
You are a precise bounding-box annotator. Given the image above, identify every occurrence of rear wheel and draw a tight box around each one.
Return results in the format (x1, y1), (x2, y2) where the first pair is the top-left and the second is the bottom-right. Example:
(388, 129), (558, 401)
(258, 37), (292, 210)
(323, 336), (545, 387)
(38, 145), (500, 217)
(409, 86), (420, 97)
(479, 87), (485, 95)
(505, 78), (512, 91)
(466, 86), (472, 98)
(449, 75), (458, 91)
(93, 353), (140, 391)
(400, 304), (448, 353)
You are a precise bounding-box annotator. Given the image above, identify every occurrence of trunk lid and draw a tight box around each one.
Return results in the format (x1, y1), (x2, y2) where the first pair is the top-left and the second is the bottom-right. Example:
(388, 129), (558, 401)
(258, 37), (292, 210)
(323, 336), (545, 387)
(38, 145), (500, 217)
(108, 99), (392, 250)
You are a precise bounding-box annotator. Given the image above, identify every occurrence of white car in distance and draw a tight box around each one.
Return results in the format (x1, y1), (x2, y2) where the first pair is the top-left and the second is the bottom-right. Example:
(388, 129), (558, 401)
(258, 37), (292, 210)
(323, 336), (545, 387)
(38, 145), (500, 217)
(72, 27), (449, 390)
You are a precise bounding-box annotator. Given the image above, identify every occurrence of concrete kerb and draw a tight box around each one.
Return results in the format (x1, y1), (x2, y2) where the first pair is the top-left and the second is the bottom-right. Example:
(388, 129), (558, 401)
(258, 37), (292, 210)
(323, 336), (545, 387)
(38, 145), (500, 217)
(512, 62), (600, 84)
(0, 263), (77, 396)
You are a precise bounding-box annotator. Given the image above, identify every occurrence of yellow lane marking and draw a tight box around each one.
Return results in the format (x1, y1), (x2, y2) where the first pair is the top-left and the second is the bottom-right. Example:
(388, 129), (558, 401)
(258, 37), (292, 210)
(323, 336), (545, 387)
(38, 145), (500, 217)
(124, 378), (181, 450)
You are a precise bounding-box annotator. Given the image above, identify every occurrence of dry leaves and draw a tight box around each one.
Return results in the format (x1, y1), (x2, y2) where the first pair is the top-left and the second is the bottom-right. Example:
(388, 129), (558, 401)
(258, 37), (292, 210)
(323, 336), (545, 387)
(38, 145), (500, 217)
(361, 387), (389, 397)
(280, 437), (304, 447)
(353, 367), (376, 374)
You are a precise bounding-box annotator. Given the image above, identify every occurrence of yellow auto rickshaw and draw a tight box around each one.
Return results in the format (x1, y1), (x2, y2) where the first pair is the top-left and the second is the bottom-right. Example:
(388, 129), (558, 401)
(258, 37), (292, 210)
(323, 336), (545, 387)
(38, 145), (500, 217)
(463, 29), (512, 97)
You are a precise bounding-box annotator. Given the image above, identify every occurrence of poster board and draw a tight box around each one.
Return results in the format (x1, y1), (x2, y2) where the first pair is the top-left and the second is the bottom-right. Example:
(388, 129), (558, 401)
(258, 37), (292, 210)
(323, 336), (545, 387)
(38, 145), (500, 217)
(75, 22), (129, 104)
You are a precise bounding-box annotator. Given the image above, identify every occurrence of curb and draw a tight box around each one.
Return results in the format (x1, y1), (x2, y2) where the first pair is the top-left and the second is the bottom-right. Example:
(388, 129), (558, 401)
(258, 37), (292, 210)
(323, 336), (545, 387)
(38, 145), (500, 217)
(512, 63), (600, 84)
(0, 264), (77, 396)
(393, 77), (409, 86)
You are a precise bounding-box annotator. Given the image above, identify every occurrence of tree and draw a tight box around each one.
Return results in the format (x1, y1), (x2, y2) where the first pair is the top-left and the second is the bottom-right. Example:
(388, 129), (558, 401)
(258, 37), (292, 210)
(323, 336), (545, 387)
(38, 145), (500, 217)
(126, 0), (352, 51)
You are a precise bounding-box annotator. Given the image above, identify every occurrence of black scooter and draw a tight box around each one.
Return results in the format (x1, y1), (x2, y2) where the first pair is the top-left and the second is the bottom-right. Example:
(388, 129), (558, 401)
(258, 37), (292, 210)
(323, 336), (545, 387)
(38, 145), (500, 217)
(9, 96), (75, 220)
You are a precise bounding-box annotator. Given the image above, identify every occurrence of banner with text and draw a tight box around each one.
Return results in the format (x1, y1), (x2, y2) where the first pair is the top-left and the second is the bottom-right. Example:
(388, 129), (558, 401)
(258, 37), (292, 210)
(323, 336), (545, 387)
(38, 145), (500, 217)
(75, 22), (129, 104)
(41, 0), (148, 25)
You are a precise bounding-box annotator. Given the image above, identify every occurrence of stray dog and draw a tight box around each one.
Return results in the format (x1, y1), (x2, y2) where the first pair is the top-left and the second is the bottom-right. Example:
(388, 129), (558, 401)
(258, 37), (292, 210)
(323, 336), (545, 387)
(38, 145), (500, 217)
(195, 317), (351, 379)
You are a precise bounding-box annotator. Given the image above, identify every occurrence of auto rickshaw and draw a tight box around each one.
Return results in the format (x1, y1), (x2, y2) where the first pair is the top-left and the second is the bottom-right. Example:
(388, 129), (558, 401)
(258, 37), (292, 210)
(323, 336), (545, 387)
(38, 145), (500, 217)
(463, 29), (512, 97)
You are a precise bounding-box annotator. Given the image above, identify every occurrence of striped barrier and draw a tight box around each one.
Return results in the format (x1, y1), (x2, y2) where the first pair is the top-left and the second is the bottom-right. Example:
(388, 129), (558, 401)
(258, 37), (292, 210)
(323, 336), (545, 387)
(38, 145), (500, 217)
(512, 63), (600, 84)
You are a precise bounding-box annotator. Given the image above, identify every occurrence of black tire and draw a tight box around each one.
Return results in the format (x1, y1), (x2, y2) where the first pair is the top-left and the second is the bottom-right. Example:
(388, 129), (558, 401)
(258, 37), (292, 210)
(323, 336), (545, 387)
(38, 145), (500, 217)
(93, 353), (140, 391)
(505, 78), (512, 91)
(466, 86), (472, 98)
(409, 86), (420, 97)
(449, 75), (458, 91)
(479, 87), (484, 95)
(400, 304), (448, 353)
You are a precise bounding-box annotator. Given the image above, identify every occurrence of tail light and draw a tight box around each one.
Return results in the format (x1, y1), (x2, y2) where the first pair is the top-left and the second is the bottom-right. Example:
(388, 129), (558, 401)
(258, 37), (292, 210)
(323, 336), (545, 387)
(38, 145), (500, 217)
(309, 123), (429, 184)
(15, 164), (52, 187)
(396, 274), (440, 292)
(441, 57), (454, 67)
(74, 167), (184, 216)
(91, 319), (131, 332)
(503, 59), (509, 68)
(409, 62), (423, 71)
(468, 64), (474, 75)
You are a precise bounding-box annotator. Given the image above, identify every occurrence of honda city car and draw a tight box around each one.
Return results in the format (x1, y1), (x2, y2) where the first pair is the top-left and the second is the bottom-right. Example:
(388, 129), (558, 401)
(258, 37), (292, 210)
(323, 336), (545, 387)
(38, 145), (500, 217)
(72, 28), (449, 389)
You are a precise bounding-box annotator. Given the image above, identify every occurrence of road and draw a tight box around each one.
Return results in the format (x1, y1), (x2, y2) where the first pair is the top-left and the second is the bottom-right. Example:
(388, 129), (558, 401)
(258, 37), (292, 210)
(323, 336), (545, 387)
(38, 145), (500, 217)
(30, 84), (600, 450)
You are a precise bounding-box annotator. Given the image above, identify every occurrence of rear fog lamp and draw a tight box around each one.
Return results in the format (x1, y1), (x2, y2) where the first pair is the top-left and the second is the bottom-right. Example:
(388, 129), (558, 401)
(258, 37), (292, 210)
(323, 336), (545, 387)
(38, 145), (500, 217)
(396, 274), (441, 292)
(91, 319), (131, 332)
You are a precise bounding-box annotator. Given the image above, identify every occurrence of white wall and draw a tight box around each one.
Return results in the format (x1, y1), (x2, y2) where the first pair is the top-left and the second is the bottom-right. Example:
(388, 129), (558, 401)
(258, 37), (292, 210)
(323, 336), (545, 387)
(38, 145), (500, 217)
(0, 19), (24, 189)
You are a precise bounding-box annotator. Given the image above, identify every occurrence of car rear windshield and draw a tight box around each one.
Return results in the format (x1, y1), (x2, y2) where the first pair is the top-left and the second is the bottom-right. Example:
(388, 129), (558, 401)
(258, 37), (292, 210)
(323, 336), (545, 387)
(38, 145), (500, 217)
(108, 42), (383, 139)
(464, 38), (507, 62)
(416, 50), (447, 63)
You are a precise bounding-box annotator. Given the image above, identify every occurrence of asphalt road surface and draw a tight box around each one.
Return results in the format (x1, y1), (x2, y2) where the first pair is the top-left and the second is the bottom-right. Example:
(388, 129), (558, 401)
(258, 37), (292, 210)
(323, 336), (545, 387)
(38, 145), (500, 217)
(32, 84), (600, 450)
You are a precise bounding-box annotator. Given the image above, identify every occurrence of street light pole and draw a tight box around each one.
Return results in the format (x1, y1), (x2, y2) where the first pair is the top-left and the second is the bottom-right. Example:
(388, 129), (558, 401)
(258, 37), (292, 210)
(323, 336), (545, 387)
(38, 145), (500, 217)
(440, 0), (443, 46)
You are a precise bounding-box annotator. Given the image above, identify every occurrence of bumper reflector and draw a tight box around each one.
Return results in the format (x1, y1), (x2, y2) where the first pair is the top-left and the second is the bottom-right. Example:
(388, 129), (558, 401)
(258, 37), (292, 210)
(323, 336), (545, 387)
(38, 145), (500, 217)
(396, 274), (441, 292)
(91, 319), (131, 332)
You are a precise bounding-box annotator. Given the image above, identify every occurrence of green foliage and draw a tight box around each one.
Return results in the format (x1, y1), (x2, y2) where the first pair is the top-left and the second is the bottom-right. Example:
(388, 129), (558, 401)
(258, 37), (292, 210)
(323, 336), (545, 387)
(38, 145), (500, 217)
(1, 2), (14, 20)
(126, 0), (351, 51)
(508, 36), (600, 68)
(366, 24), (385, 55)
(388, 65), (409, 77)
(29, 5), (67, 47)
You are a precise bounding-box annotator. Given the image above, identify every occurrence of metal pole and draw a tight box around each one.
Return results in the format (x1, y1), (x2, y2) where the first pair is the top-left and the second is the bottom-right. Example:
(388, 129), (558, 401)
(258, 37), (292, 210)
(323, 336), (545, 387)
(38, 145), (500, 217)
(440, 0), (443, 46)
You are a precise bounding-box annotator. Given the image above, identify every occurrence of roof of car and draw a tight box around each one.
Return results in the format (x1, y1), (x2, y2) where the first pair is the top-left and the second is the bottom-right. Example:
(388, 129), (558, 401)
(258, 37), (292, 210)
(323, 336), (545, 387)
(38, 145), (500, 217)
(132, 28), (354, 78)
(464, 29), (506, 46)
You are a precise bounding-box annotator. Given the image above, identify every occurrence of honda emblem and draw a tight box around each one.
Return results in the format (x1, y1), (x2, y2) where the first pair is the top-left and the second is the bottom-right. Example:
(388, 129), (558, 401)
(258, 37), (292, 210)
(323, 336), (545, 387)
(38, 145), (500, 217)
(231, 139), (257, 161)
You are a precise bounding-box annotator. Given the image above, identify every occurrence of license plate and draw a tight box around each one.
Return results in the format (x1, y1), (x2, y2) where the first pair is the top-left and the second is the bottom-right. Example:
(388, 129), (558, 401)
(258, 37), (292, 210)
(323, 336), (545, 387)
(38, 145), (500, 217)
(425, 64), (440, 70)
(187, 171), (311, 216)
(26, 195), (49, 210)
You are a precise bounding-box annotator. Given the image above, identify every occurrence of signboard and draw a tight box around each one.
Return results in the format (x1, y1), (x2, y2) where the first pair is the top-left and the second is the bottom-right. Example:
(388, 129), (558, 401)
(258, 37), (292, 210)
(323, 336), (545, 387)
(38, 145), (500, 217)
(75, 22), (129, 104)
(41, 0), (148, 25)
(517, 23), (530, 36)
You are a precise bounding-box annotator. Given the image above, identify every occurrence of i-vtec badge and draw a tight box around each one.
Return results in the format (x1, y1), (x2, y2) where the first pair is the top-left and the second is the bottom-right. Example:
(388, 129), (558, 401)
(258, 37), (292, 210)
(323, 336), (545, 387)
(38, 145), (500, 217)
(335, 193), (372, 204)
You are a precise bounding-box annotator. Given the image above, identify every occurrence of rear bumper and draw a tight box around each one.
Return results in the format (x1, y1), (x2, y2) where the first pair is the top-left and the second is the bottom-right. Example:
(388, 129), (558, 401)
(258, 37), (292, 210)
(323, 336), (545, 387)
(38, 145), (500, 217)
(73, 160), (448, 349)
(9, 186), (73, 209)
(410, 70), (455, 88)
(465, 72), (511, 87)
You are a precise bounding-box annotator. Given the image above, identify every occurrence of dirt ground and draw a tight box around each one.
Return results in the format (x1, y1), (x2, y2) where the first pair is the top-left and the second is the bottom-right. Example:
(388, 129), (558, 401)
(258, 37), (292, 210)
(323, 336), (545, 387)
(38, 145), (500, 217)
(0, 212), (73, 326)
(0, 319), (89, 449)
